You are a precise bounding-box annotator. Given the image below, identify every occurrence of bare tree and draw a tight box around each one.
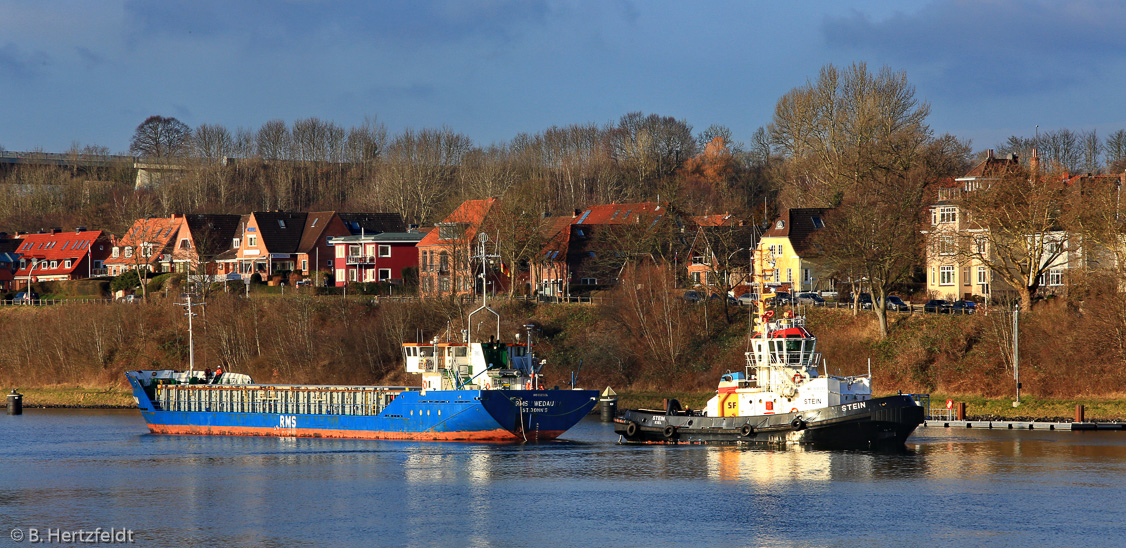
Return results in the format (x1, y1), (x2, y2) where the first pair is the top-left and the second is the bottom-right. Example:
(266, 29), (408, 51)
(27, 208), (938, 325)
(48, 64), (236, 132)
(256, 120), (291, 161)
(768, 63), (931, 208)
(130, 115), (191, 160)
(193, 124), (233, 163)
(1106, 130), (1126, 172)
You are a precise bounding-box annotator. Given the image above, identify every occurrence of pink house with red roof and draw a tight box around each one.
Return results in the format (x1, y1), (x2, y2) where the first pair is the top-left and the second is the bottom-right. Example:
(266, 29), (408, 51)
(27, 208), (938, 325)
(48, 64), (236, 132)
(11, 228), (111, 289)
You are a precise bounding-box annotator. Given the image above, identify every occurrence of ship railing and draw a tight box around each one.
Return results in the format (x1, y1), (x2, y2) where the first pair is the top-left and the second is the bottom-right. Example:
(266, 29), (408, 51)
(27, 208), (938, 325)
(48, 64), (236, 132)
(926, 408), (955, 421)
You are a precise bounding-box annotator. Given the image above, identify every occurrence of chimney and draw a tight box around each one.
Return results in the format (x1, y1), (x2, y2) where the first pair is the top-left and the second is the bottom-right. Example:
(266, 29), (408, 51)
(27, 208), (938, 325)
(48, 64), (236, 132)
(75, 226), (86, 233)
(50, 227), (61, 234)
(986, 149), (994, 160)
(1030, 148), (1040, 174)
(573, 209), (581, 218)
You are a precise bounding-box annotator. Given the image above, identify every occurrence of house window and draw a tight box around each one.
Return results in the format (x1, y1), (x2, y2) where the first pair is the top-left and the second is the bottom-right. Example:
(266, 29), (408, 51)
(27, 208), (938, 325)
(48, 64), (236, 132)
(248, 235), (257, 247)
(349, 245), (361, 257)
(50, 260), (58, 269)
(963, 268), (970, 286)
(691, 272), (701, 284)
(803, 268), (811, 282)
(124, 247), (133, 258)
(112, 247), (120, 258)
(811, 216), (824, 228)
(302, 260), (308, 272)
(20, 259), (26, 269)
(379, 268), (391, 281)
(179, 239), (191, 250)
(975, 237), (986, 255)
(439, 252), (449, 272)
(773, 269), (779, 283)
(580, 277), (597, 285)
(378, 245), (391, 258)
(64, 260), (72, 269)
(977, 266), (988, 285)
(691, 255), (707, 265)
(278, 219), (286, 229)
(232, 238), (240, 249)
(786, 268), (792, 282)
(1049, 268), (1063, 286)
(440, 277), (450, 292)
(937, 207), (957, 224)
(349, 268), (358, 282)
(939, 265), (954, 286)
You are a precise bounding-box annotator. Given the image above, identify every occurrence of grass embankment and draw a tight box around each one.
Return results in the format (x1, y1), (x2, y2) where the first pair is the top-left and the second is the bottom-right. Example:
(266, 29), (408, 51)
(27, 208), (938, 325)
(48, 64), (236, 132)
(4, 386), (134, 408)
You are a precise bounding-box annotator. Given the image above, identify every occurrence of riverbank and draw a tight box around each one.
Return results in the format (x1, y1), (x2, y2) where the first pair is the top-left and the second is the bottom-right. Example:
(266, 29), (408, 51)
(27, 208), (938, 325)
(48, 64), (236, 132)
(6, 386), (1124, 422)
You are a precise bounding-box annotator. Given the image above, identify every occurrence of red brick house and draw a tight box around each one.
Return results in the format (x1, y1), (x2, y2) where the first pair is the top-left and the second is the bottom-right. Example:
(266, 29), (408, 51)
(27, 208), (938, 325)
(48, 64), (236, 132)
(417, 198), (504, 297)
(12, 228), (111, 289)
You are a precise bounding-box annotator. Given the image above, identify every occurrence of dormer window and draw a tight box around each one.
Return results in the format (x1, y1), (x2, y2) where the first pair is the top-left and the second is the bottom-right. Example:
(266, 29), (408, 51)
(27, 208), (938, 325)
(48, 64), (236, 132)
(776, 220), (785, 229)
(278, 219), (286, 229)
(811, 216), (824, 229)
(232, 238), (240, 249)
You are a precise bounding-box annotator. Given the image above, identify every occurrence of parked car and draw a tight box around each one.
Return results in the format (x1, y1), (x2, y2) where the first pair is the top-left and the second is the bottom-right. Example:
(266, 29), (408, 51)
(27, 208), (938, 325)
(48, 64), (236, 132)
(856, 293), (874, 309)
(682, 290), (703, 303)
(708, 293), (738, 305)
(736, 292), (759, 306)
(771, 292), (793, 306)
(950, 300), (977, 314)
(13, 291), (38, 303)
(885, 295), (910, 312)
(923, 299), (951, 313)
(795, 292), (826, 306)
(819, 290), (839, 300)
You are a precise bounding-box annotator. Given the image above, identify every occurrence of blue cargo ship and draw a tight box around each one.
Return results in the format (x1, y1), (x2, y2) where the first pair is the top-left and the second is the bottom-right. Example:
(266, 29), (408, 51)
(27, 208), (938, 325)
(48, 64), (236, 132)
(127, 236), (598, 441)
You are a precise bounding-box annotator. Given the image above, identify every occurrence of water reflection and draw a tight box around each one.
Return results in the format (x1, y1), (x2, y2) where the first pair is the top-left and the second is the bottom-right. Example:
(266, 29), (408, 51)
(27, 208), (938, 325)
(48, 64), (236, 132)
(5, 412), (1126, 547)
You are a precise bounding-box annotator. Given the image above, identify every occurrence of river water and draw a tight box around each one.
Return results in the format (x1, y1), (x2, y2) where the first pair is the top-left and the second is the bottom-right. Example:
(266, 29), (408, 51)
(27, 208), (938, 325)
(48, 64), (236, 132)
(2, 409), (1125, 547)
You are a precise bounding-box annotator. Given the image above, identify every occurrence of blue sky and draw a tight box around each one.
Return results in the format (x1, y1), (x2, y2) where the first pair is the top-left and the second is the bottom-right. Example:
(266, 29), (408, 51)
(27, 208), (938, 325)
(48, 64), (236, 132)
(2, 0), (1125, 155)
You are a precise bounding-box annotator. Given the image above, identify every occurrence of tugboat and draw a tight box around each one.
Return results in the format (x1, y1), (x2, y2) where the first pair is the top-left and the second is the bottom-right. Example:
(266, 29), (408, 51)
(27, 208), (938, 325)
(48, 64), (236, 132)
(126, 235), (598, 442)
(614, 252), (924, 448)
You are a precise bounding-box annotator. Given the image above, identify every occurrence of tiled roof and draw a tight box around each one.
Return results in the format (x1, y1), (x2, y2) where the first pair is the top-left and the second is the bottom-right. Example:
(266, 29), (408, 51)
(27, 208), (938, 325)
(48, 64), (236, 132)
(296, 211), (338, 253)
(691, 213), (739, 227)
(184, 214), (243, 248)
(538, 216), (575, 260)
(337, 212), (406, 235)
(763, 208), (829, 255)
(418, 198), (497, 247)
(573, 202), (664, 225)
(14, 229), (106, 276)
(104, 216), (184, 265)
(331, 232), (424, 244)
(960, 151), (1020, 179)
(251, 211), (308, 254)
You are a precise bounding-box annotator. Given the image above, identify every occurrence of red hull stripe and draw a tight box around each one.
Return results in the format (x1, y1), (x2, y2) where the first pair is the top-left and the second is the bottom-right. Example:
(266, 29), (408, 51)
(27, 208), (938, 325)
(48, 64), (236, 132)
(148, 423), (566, 442)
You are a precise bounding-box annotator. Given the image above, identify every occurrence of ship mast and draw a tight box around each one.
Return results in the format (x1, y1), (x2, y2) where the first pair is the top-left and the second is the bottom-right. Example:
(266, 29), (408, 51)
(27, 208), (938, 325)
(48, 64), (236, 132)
(466, 232), (500, 344)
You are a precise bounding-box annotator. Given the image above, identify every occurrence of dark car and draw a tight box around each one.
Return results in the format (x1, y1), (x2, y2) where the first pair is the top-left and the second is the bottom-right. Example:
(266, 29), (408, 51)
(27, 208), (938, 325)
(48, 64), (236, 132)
(682, 290), (703, 303)
(923, 299), (951, 313)
(950, 300), (977, 314)
(771, 291), (793, 306)
(856, 293), (874, 309)
(885, 295), (910, 312)
(13, 291), (38, 303)
(795, 292), (826, 306)
(708, 293), (738, 305)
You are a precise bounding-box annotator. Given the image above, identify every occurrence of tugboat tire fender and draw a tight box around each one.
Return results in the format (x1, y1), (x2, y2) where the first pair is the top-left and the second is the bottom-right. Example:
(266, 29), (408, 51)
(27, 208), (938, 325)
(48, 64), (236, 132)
(740, 424), (754, 437)
(625, 422), (639, 437)
(790, 417), (806, 431)
(662, 425), (677, 439)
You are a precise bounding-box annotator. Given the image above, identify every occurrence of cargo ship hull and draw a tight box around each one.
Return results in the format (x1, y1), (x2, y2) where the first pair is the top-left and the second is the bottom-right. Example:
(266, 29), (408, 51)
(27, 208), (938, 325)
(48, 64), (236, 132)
(128, 372), (597, 442)
(614, 395), (923, 449)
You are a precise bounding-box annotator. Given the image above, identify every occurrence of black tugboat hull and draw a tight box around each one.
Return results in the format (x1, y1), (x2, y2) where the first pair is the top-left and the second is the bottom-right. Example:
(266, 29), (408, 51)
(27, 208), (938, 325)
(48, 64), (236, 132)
(613, 395), (924, 449)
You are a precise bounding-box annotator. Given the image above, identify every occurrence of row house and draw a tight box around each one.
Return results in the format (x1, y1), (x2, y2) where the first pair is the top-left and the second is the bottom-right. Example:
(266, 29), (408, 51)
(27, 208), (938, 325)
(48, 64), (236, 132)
(418, 198), (503, 297)
(11, 228), (111, 289)
(755, 208), (831, 293)
(330, 231), (424, 286)
(105, 215), (185, 276)
(213, 211), (406, 284)
(169, 214), (243, 280)
(531, 202), (678, 297)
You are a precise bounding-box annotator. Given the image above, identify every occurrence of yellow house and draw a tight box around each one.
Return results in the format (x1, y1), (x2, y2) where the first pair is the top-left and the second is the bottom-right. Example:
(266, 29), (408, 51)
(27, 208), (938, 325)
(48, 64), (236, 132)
(756, 208), (831, 293)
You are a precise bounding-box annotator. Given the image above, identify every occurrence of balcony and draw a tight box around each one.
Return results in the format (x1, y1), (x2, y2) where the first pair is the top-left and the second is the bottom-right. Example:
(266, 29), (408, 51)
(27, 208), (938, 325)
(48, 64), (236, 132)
(346, 255), (376, 265)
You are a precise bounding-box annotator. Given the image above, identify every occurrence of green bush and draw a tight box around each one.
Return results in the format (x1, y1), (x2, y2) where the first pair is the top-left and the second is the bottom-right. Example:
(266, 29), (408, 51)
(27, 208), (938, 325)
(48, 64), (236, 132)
(111, 270), (141, 292)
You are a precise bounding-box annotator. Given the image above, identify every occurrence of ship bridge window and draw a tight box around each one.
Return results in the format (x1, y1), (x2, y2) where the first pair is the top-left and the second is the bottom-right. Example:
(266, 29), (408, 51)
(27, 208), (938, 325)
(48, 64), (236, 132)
(452, 347), (467, 357)
(419, 348), (435, 357)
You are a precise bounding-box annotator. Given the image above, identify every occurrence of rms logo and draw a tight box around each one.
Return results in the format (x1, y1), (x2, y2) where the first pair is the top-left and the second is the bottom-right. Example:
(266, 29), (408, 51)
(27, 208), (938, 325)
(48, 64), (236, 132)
(278, 415), (297, 429)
